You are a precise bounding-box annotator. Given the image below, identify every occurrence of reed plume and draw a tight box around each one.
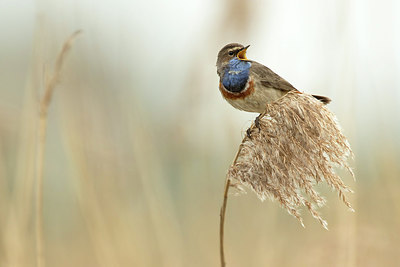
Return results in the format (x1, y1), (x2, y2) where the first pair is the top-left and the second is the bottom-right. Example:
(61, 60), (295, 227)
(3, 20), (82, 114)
(230, 91), (354, 228)
(220, 91), (354, 266)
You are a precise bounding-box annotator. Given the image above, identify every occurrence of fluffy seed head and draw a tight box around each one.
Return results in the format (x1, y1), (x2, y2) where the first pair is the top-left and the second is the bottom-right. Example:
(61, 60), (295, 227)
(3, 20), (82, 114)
(227, 91), (354, 229)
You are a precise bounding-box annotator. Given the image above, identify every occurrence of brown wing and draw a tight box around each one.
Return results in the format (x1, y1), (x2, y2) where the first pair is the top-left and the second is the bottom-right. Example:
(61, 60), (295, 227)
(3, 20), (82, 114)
(250, 61), (331, 104)
(250, 61), (297, 92)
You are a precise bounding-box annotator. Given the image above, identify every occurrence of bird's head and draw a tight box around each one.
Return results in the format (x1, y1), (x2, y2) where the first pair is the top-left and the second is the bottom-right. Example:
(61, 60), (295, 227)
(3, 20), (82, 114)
(216, 43), (250, 70)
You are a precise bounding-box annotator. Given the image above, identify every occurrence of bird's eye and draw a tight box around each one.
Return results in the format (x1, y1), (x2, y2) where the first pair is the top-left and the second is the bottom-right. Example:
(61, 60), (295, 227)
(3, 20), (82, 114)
(228, 51), (234, 56)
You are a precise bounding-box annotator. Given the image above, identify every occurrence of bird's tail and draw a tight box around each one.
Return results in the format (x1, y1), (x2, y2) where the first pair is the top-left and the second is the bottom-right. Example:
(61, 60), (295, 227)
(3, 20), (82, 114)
(312, 94), (331, 105)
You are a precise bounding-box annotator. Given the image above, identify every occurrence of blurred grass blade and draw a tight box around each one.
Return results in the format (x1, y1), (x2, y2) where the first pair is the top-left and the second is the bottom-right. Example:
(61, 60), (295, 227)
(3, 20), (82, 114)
(34, 30), (81, 267)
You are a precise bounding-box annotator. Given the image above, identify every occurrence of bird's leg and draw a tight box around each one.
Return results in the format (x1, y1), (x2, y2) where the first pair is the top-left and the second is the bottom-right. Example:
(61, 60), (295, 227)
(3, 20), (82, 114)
(246, 128), (252, 139)
(247, 114), (262, 139)
(255, 114), (261, 129)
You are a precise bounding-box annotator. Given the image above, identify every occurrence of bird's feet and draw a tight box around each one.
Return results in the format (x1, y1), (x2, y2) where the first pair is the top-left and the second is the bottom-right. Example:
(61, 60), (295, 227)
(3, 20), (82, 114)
(246, 128), (252, 139)
(246, 114), (262, 139)
(255, 114), (261, 129)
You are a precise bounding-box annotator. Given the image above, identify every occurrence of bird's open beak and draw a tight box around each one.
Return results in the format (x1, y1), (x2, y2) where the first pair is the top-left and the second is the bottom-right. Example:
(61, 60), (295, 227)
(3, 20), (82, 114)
(237, 45), (250, 61)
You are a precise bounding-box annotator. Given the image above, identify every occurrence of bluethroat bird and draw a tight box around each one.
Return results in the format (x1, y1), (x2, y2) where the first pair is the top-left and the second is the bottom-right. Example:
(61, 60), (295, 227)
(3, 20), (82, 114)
(216, 43), (331, 115)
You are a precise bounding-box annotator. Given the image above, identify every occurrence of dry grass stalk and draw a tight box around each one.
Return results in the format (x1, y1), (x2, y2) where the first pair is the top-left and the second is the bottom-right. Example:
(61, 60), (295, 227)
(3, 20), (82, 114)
(219, 145), (243, 267)
(34, 30), (81, 267)
(219, 91), (354, 266)
(228, 91), (354, 229)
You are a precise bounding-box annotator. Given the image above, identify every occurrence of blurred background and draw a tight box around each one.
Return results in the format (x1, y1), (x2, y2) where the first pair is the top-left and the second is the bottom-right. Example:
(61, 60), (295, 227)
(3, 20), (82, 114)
(1, 0), (399, 266)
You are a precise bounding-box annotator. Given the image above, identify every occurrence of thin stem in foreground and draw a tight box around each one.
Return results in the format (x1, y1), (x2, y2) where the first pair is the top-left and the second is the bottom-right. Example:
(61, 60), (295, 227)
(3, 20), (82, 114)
(34, 30), (81, 267)
(219, 112), (268, 267)
(219, 178), (231, 267)
(219, 141), (246, 267)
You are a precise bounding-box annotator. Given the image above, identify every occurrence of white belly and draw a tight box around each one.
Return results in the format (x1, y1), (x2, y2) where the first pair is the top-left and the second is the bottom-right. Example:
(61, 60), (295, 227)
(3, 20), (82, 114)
(226, 82), (287, 113)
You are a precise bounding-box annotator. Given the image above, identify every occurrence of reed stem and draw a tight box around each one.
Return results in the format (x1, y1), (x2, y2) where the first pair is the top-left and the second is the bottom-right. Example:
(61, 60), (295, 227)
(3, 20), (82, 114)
(219, 178), (230, 267)
(34, 30), (81, 267)
(219, 111), (269, 267)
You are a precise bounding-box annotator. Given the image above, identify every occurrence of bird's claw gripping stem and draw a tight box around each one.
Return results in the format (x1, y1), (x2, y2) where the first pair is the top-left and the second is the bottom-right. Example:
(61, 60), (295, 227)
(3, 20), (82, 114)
(255, 114), (261, 129)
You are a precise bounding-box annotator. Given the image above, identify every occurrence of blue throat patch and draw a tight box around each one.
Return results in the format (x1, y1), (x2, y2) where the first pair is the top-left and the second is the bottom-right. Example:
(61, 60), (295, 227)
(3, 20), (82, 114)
(222, 58), (251, 93)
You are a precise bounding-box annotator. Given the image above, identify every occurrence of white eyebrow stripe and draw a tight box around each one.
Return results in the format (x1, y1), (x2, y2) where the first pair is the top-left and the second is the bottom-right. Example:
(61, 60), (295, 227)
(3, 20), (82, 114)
(228, 47), (243, 53)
